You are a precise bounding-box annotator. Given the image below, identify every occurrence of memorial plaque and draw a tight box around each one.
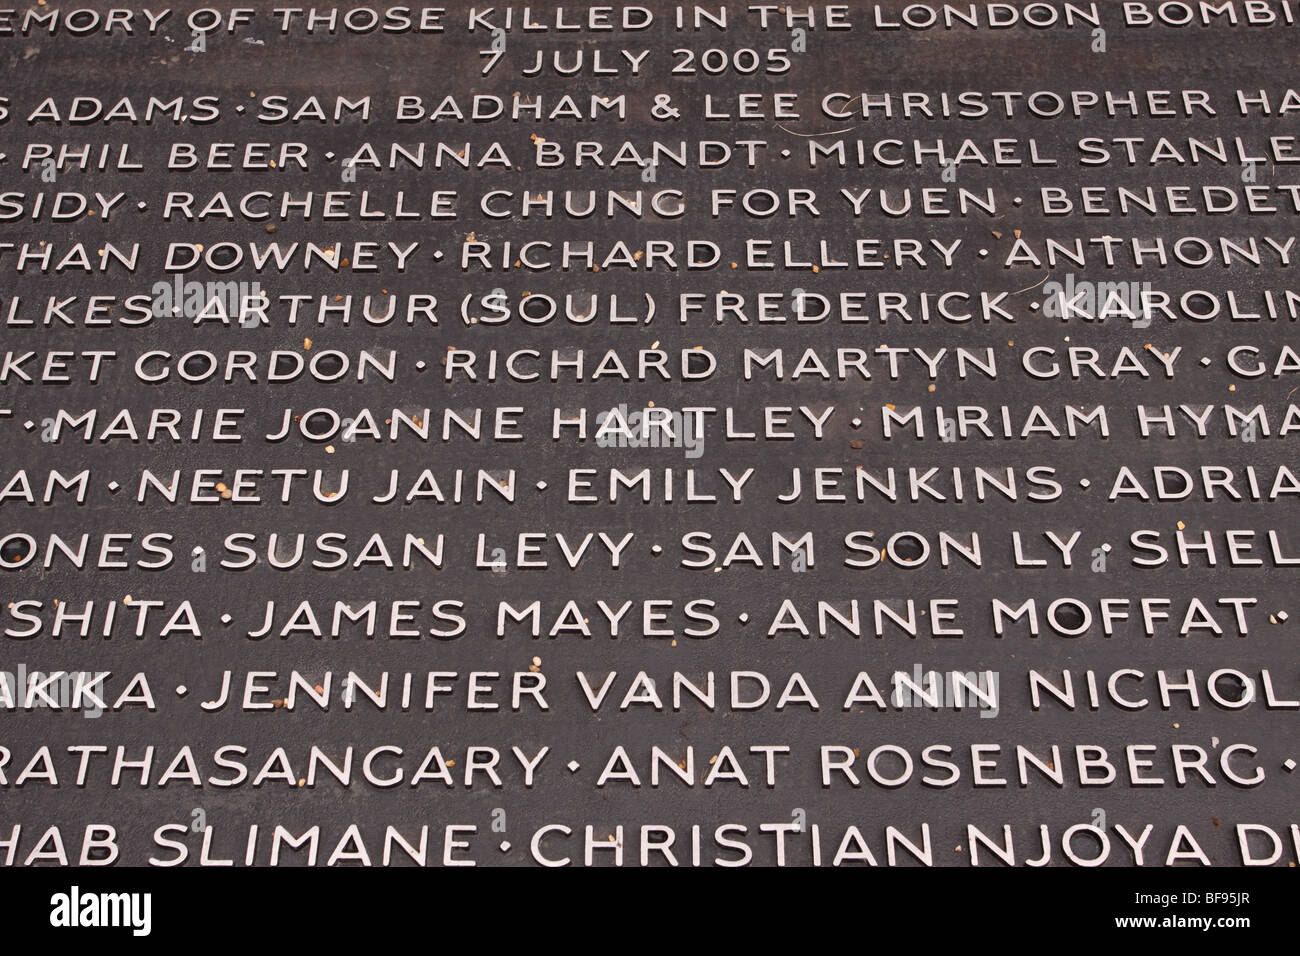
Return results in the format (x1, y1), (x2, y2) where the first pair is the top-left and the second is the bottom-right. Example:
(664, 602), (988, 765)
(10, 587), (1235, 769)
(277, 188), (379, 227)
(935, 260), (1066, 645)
(0, 0), (1296, 928)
